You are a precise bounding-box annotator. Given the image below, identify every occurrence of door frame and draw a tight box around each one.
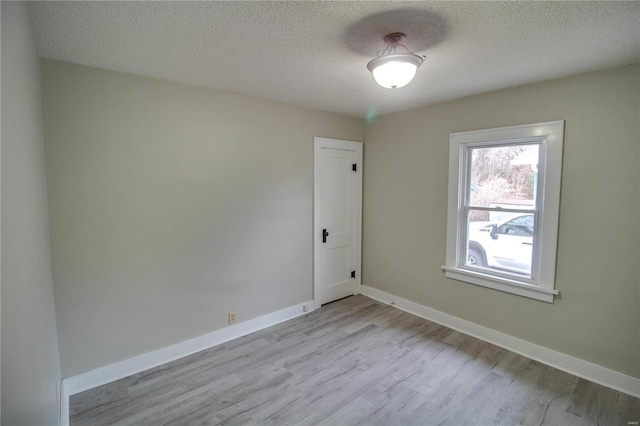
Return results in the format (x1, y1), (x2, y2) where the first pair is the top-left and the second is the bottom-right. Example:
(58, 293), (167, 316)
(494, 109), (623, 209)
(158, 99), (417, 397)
(313, 137), (363, 309)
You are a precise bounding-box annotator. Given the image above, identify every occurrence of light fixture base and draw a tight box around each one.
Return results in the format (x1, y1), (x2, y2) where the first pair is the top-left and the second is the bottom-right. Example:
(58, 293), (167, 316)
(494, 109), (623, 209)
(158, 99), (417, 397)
(383, 32), (407, 45)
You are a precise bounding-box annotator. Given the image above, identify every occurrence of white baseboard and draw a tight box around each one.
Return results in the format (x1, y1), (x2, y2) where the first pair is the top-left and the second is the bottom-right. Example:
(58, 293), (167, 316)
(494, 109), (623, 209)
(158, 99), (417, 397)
(60, 380), (69, 426)
(62, 300), (315, 403)
(361, 285), (640, 398)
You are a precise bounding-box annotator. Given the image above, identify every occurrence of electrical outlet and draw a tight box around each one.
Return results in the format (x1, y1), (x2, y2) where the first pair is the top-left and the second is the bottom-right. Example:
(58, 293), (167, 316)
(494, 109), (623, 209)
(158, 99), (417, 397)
(228, 312), (236, 325)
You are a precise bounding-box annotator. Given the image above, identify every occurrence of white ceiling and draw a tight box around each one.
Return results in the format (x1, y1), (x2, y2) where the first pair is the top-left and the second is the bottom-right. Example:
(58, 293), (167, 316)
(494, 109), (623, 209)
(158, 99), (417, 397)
(29, 1), (640, 118)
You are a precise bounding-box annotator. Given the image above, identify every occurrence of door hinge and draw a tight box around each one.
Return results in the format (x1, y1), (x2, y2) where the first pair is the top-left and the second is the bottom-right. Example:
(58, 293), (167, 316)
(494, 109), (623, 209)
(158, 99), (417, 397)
(351, 270), (356, 279)
(352, 163), (357, 172)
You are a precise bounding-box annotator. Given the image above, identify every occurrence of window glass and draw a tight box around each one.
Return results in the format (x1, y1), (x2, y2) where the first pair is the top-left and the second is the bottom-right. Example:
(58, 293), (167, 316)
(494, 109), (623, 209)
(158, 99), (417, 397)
(469, 144), (539, 208)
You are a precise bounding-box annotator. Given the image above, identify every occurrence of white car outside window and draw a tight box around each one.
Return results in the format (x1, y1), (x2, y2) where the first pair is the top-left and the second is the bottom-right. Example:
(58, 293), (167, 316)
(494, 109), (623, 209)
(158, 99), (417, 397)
(467, 214), (534, 276)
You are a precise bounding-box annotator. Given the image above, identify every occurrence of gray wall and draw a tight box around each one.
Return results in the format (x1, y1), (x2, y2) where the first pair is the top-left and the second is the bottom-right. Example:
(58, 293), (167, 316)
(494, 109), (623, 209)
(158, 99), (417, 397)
(1, 2), (62, 424)
(363, 64), (640, 378)
(41, 59), (364, 377)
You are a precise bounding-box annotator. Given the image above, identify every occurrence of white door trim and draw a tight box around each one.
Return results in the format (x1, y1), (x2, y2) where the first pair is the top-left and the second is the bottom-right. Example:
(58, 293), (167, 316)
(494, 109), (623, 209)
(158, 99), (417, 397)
(313, 137), (363, 308)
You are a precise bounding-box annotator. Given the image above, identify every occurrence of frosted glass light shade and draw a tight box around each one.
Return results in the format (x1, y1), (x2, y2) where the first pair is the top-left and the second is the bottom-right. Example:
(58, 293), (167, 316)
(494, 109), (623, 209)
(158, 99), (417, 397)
(371, 61), (418, 89)
(367, 53), (424, 89)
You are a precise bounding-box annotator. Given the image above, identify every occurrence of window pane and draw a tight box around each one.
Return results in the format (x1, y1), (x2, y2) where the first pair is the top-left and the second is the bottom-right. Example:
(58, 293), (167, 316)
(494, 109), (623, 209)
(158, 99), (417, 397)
(469, 144), (539, 212)
(466, 209), (534, 278)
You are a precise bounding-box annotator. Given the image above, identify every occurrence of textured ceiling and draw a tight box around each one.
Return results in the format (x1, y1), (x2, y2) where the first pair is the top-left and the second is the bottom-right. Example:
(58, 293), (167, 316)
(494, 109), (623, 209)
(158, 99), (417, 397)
(29, 1), (640, 118)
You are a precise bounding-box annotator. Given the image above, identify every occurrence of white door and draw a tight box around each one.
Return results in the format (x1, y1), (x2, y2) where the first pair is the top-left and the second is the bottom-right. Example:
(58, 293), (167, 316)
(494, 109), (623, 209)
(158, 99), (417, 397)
(314, 137), (362, 307)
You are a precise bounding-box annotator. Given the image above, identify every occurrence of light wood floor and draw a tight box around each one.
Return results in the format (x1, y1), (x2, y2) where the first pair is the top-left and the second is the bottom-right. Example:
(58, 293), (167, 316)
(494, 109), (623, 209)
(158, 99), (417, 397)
(70, 295), (639, 425)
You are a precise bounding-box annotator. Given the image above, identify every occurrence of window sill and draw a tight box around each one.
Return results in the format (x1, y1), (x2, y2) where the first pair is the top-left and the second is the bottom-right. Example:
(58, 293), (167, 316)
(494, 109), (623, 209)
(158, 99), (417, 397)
(441, 266), (558, 303)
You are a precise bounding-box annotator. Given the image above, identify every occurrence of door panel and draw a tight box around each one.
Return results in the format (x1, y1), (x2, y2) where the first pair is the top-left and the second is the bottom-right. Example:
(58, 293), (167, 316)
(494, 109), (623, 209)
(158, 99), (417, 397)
(314, 138), (362, 306)
(323, 154), (351, 233)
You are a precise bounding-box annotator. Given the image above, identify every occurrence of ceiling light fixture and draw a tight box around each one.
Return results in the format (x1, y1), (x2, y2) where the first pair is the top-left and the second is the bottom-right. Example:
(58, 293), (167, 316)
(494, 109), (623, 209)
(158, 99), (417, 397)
(367, 33), (425, 89)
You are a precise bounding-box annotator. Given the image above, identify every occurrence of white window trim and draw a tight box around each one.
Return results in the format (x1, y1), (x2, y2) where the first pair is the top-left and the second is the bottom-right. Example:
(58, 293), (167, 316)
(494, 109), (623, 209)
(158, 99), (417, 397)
(443, 121), (564, 303)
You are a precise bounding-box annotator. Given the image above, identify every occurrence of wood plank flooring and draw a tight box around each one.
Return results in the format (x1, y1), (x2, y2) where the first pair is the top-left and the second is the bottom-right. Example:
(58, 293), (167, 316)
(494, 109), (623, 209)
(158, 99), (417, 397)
(70, 295), (639, 425)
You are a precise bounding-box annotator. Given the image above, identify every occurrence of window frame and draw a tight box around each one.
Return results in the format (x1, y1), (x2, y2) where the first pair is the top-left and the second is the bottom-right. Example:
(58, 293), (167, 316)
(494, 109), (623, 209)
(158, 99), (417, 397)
(443, 121), (564, 303)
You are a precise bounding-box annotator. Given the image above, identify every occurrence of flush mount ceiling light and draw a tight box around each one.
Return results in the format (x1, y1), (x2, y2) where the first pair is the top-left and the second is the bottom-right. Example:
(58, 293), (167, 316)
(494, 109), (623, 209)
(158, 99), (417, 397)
(367, 32), (425, 89)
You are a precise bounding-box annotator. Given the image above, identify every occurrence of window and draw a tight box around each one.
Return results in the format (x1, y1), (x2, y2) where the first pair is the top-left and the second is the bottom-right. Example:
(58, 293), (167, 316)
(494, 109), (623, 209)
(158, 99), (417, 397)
(444, 121), (564, 302)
